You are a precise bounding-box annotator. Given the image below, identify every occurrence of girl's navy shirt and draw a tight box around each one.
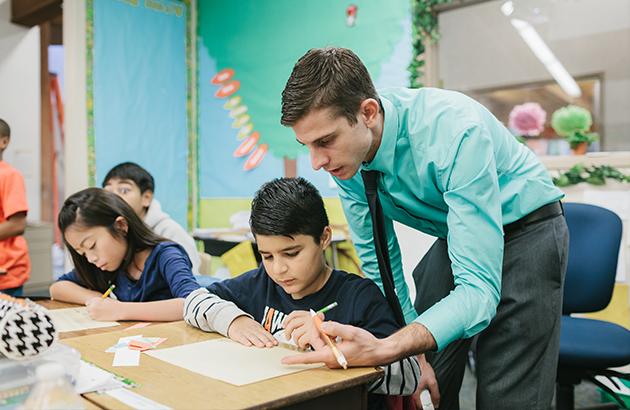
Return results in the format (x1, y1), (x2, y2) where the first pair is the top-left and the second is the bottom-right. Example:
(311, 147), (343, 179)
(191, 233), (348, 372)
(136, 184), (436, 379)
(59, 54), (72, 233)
(57, 242), (200, 301)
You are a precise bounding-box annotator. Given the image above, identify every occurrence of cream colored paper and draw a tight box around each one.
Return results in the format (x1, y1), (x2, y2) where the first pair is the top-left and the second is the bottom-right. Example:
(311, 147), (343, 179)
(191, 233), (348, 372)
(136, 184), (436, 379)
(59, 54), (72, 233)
(48, 307), (120, 332)
(145, 338), (321, 386)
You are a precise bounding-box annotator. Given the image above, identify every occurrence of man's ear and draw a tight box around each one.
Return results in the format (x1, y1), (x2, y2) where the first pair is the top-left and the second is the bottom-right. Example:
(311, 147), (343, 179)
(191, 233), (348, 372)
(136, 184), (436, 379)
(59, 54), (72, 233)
(359, 98), (380, 128)
(141, 190), (153, 209)
(113, 216), (129, 235)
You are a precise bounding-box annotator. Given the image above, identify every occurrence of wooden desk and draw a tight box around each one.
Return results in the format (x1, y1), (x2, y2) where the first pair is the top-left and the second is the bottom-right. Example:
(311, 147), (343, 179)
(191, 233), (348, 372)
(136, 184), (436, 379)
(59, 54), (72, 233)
(37, 300), (146, 339)
(62, 321), (383, 410)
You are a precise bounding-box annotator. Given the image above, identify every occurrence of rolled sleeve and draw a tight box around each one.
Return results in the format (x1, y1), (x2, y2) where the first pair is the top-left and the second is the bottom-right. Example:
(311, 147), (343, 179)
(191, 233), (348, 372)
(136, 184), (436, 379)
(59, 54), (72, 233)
(415, 125), (503, 350)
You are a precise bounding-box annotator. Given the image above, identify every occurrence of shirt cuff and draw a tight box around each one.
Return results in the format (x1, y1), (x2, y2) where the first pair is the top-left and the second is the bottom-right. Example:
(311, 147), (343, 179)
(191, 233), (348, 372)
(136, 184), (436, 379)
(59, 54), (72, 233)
(414, 304), (463, 352)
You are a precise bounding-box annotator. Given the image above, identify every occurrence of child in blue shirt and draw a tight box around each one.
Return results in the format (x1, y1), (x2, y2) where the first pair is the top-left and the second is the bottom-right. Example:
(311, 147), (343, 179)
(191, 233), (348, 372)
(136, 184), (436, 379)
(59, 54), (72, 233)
(184, 177), (419, 406)
(50, 188), (200, 321)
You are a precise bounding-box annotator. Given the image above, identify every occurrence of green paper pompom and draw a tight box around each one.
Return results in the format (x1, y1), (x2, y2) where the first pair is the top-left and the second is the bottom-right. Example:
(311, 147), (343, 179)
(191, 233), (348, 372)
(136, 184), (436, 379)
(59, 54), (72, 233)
(551, 105), (593, 137)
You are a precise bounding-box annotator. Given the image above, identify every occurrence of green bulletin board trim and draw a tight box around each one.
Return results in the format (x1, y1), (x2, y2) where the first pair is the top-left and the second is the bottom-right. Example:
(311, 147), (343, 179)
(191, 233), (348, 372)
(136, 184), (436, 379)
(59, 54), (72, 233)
(182, 0), (196, 231)
(85, 0), (96, 186)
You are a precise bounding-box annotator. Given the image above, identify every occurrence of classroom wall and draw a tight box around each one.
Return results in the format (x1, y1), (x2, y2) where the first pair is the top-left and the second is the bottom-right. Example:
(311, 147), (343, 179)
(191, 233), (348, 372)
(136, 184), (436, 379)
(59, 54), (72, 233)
(63, 0), (89, 199)
(438, 0), (630, 151)
(90, 0), (191, 227)
(197, 0), (413, 226)
(0, 0), (41, 221)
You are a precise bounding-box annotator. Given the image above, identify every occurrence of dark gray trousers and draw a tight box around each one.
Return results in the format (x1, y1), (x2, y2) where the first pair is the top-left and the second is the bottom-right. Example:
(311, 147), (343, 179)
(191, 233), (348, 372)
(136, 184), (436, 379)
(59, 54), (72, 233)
(413, 215), (569, 410)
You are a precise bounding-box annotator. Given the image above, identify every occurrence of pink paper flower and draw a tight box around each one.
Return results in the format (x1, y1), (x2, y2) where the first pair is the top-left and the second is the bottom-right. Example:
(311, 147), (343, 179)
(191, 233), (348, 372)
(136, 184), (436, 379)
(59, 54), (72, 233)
(508, 102), (547, 137)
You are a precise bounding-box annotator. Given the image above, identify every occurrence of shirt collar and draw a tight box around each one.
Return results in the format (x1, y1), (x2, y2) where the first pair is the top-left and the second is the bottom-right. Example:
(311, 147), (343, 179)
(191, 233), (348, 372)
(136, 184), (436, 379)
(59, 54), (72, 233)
(361, 95), (398, 174)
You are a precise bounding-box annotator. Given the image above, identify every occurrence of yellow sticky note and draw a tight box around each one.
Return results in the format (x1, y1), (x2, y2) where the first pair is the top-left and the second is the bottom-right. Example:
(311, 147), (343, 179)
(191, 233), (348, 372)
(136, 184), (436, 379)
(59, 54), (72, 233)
(220, 241), (258, 277)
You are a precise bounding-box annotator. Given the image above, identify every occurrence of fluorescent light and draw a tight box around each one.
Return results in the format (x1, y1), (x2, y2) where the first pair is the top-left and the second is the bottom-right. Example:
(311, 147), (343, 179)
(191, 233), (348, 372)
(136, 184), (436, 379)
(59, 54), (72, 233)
(510, 18), (582, 98)
(501, 1), (514, 16)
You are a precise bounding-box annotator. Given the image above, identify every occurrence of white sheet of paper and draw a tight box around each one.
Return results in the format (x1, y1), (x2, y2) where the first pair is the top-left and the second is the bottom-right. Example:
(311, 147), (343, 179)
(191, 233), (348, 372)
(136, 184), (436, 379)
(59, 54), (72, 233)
(112, 347), (140, 367)
(145, 339), (321, 386)
(105, 388), (172, 410)
(74, 360), (126, 394)
(48, 307), (120, 333)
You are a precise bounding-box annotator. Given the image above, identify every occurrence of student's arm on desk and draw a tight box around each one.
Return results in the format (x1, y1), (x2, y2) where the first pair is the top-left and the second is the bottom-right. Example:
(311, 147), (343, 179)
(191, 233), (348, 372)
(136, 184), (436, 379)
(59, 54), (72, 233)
(50, 281), (187, 321)
(85, 298), (186, 322)
(50, 280), (102, 305)
(184, 288), (277, 347)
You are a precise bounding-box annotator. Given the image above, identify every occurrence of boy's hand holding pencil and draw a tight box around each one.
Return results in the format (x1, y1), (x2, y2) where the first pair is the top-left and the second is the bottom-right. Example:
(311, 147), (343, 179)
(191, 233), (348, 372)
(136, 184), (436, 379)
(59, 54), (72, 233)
(283, 310), (326, 350)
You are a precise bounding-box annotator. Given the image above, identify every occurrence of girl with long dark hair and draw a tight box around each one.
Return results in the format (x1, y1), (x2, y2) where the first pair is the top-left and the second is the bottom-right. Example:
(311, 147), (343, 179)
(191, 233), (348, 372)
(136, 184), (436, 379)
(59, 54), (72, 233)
(50, 188), (200, 321)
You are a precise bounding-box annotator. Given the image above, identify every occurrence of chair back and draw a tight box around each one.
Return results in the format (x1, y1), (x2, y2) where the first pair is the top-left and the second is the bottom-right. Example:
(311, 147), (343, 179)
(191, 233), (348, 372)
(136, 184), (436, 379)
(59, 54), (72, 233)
(563, 202), (622, 314)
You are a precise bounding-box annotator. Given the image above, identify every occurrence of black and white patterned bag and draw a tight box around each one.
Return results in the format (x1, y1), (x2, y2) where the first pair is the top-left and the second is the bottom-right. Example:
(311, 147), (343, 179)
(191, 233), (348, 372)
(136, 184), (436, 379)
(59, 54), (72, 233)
(0, 295), (57, 360)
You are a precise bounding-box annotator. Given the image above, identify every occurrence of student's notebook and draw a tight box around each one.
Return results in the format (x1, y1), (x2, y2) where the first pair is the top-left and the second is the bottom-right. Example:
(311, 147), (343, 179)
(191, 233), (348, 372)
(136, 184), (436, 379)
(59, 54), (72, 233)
(145, 338), (321, 386)
(48, 307), (120, 333)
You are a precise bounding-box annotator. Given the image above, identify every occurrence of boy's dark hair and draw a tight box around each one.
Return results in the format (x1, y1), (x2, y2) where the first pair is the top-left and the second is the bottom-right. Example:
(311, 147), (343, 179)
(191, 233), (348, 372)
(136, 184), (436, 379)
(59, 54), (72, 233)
(250, 177), (329, 243)
(281, 47), (378, 127)
(102, 162), (155, 194)
(0, 119), (10, 138)
(58, 188), (164, 293)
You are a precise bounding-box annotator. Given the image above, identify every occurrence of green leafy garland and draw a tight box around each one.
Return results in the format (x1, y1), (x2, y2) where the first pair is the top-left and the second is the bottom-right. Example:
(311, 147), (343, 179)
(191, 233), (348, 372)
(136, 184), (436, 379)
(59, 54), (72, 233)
(409, 0), (453, 88)
(553, 164), (630, 187)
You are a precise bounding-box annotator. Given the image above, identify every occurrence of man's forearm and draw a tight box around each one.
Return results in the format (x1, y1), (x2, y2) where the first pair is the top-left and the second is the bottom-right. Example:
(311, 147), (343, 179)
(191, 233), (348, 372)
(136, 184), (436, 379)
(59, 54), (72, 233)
(380, 322), (437, 363)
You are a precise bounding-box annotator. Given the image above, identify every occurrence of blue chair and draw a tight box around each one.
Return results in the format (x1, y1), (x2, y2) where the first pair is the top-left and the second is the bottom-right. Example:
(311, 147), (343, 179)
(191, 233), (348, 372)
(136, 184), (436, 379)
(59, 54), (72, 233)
(557, 203), (630, 409)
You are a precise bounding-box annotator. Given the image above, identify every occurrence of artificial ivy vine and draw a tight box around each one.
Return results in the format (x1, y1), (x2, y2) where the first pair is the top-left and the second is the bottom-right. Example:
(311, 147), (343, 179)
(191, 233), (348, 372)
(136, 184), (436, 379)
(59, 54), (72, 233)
(409, 0), (453, 88)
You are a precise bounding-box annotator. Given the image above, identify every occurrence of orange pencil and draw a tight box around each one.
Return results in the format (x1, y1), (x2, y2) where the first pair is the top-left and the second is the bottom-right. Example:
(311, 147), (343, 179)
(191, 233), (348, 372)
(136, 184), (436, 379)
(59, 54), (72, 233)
(309, 309), (348, 369)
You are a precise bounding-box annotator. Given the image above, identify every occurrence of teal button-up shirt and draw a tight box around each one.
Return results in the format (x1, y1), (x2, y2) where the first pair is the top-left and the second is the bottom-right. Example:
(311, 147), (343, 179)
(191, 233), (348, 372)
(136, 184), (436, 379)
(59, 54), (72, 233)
(335, 87), (563, 350)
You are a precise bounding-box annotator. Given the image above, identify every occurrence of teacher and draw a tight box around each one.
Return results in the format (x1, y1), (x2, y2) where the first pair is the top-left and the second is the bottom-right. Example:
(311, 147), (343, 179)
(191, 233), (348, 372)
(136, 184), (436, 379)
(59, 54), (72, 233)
(280, 47), (568, 410)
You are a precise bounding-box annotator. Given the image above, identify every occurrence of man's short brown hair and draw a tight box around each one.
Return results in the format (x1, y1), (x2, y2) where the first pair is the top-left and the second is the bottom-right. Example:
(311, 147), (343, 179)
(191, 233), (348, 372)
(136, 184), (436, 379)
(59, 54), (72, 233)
(0, 119), (10, 138)
(281, 47), (378, 127)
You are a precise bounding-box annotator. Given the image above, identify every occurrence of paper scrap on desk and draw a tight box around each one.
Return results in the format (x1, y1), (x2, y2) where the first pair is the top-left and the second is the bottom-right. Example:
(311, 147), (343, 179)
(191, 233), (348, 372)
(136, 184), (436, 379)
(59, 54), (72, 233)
(106, 335), (143, 352)
(126, 322), (151, 330)
(145, 338), (322, 386)
(112, 347), (141, 367)
(105, 388), (172, 410)
(48, 307), (120, 333)
(74, 360), (126, 394)
(128, 337), (166, 351)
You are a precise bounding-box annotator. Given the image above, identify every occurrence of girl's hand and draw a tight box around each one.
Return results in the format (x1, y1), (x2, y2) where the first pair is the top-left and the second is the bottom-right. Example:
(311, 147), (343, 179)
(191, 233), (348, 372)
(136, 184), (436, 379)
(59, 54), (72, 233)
(283, 310), (326, 350)
(85, 297), (124, 321)
(227, 316), (278, 348)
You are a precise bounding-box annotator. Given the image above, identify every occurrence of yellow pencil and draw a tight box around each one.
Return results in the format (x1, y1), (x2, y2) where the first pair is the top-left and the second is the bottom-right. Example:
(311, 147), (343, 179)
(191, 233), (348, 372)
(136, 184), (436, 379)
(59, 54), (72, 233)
(101, 284), (116, 299)
(310, 309), (348, 369)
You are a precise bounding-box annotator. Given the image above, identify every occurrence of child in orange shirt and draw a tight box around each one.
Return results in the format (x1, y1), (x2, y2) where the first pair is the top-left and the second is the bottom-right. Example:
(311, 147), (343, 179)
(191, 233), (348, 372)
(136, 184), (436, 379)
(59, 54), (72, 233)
(0, 119), (30, 297)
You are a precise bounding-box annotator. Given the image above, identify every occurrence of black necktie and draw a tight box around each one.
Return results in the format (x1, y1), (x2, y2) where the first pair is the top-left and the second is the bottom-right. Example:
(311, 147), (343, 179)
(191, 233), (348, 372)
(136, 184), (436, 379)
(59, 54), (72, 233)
(361, 170), (406, 327)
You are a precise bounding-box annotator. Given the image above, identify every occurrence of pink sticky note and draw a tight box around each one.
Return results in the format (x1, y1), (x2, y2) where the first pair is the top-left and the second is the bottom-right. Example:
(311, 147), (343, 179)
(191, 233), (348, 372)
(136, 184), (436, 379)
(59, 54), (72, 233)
(126, 322), (151, 330)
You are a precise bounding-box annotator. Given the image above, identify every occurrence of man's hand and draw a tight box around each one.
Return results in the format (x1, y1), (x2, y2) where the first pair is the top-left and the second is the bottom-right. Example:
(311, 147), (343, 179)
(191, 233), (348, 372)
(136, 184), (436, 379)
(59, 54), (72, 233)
(281, 320), (387, 368)
(413, 354), (440, 409)
(85, 297), (124, 321)
(283, 310), (326, 350)
(282, 320), (437, 371)
(227, 316), (278, 348)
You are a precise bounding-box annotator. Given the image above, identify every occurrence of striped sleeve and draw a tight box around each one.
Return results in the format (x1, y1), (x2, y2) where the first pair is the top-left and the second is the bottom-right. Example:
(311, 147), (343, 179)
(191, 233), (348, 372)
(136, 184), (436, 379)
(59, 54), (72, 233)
(183, 288), (252, 336)
(369, 356), (420, 396)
